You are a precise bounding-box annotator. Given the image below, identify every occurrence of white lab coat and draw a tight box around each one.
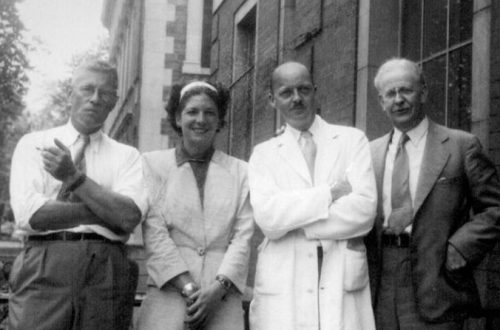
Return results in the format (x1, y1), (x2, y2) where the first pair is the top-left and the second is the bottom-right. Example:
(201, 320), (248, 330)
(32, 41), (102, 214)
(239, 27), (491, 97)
(248, 116), (376, 330)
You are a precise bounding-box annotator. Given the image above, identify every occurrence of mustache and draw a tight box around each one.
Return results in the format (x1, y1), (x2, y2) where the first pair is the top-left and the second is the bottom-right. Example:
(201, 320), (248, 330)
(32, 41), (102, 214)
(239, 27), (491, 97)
(291, 100), (304, 108)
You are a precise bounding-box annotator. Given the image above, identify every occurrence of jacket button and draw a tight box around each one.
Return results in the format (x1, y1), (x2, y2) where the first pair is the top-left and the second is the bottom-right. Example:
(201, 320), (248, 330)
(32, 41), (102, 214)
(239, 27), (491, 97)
(197, 247), (206, 256)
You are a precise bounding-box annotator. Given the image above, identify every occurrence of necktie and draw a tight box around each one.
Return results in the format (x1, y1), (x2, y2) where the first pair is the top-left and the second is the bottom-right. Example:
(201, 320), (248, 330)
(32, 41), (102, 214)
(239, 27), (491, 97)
(73, 134), (90, 173)
(388, 133), (413, 234)
(57, 134), (90, 201)
(299, 131), (317, 182)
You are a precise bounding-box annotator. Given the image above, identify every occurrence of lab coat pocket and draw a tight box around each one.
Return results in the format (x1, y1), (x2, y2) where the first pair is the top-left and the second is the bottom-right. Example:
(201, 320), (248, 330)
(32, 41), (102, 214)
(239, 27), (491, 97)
(343, 248), (369, 292)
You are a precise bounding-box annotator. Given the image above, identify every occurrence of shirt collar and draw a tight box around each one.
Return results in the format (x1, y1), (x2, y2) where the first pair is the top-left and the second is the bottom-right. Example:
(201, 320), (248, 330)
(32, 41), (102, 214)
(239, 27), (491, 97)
(392, 116), (428, 147)
(286, 115), (320, 142)
(63, 121), (103, 147)
(175, 143), (215, 167)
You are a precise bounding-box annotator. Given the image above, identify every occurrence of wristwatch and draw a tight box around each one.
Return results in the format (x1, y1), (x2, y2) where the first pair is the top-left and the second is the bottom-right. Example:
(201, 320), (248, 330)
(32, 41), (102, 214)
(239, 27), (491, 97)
(181, 282), (198, 298)
(67, 172), (86, 192)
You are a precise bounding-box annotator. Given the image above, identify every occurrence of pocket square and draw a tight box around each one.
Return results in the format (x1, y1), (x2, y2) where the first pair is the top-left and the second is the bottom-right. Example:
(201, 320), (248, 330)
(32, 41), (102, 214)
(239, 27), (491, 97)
(436, 176), (463, 185)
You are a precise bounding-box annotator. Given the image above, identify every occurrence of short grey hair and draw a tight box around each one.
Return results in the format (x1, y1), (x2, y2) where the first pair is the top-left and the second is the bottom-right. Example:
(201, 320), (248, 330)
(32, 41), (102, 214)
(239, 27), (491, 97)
(73, 60), (118, 89)
(373, 57), (425, 91)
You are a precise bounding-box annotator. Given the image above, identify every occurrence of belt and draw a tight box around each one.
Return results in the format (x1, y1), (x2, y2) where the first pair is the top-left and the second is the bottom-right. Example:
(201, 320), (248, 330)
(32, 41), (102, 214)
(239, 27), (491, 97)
(382, 231), (410, 248)
(28, 232), (111, 242)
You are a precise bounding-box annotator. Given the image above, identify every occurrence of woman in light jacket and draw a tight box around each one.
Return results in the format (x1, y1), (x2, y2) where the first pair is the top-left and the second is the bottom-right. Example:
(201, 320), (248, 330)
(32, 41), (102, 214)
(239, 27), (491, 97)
(137, 81), (254, 330)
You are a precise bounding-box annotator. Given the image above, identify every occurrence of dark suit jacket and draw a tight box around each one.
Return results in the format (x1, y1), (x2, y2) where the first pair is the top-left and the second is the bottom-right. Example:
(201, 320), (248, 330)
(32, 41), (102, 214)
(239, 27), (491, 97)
(366, 120), (500, 322)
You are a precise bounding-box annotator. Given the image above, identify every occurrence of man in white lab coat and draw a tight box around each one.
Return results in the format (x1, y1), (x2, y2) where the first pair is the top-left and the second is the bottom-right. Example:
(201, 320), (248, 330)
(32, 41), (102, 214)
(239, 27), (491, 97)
(248, 61), (377, 330)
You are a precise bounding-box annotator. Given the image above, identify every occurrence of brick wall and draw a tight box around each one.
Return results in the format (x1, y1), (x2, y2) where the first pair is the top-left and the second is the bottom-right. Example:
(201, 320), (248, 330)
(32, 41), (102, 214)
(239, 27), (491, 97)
(162, 0), (214, 147)
(250, 0), (280, 146)
(302, 0), (358, 126)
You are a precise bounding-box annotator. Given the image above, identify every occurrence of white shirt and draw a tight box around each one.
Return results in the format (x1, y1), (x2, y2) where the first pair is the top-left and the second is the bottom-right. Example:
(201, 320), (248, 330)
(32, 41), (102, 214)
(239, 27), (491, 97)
(10, 122), (147, 242)
(286, 117), (321, 146)
(288, 118), (320, 166)
(383, 117), (428, 230)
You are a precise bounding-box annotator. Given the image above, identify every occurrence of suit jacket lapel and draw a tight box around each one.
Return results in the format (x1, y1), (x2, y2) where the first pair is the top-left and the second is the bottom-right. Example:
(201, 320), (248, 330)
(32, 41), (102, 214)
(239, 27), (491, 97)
(277, 130), (312, 184)
(413, 121), (450, 214)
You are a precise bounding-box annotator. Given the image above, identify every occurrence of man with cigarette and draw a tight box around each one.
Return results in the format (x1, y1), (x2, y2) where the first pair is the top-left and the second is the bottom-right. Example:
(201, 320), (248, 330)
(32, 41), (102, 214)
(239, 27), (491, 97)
(9, 60), (146, 329)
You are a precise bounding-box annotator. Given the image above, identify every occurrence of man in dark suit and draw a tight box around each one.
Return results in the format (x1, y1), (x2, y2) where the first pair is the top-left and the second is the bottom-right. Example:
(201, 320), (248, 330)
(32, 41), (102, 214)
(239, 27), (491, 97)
(366, 57), (500, 329)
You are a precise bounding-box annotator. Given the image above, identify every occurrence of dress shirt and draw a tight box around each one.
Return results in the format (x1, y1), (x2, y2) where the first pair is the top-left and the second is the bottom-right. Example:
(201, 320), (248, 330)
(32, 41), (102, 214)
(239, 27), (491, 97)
(286, 119), (323, 184)
(10, 122), (147, 241)
(286, 118), (321, 155)
(383, 117), (428, 231)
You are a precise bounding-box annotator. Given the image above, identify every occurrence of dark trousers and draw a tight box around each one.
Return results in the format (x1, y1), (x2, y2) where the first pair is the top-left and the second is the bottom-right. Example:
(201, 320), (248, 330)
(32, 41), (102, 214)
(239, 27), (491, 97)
(375, 245), (463, 330)
(8, 240), (138, 330)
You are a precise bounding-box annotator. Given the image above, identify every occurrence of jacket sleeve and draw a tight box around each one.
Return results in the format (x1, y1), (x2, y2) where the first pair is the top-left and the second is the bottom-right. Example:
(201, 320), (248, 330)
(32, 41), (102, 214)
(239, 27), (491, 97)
(448, 136), (500, 264)
(216, 162), (254, 293)
(303, 132), (377, 240)
(141, 154), (189, 288)
(248, 143), (333, 240)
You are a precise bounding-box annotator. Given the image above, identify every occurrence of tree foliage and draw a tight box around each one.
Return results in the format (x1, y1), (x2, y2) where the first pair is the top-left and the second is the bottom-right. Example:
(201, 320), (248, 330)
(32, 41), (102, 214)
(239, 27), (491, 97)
(0, 0), (29, 211)
(0, 0), (29, 135)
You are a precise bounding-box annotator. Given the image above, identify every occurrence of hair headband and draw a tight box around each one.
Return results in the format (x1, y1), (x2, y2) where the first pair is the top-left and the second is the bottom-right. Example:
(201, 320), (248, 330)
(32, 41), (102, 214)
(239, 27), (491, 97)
(180, 81), (217, 98)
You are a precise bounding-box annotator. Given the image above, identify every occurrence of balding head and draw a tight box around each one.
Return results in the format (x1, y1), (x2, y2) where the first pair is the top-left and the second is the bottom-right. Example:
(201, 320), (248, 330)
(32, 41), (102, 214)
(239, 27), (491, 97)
(271, 61), (313, 93)
(269, 61), (316, 131)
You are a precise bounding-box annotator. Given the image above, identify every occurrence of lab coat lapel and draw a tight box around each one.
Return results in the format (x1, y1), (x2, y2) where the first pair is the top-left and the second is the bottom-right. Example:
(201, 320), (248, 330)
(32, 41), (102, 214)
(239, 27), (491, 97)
(314, 120), (339, 184)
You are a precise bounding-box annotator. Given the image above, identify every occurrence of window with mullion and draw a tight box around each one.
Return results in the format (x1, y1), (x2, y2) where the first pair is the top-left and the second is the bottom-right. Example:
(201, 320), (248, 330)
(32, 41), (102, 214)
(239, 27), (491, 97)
(401, 0), (472, 131)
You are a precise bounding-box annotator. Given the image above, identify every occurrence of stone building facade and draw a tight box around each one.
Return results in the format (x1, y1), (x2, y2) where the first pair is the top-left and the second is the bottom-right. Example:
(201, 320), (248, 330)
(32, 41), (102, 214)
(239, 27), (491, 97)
(210, 0), (500, 327)
(101, 0), (500, 326)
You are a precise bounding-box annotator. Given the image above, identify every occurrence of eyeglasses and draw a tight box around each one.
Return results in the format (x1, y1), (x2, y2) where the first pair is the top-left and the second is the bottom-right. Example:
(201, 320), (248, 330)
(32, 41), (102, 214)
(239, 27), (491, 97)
(77, 84), (117, 104)
(277, 84), (315, 98)
(380, 86), (417, 101)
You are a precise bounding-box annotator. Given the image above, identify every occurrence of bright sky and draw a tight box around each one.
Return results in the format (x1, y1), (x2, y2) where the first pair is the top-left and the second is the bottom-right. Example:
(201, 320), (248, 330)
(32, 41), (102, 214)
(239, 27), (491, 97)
(17, 0), (108, 113)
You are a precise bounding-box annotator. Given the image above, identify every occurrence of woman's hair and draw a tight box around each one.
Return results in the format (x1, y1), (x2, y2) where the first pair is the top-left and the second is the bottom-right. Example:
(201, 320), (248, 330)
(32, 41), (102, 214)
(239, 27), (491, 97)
(165, 81), (230, 135)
